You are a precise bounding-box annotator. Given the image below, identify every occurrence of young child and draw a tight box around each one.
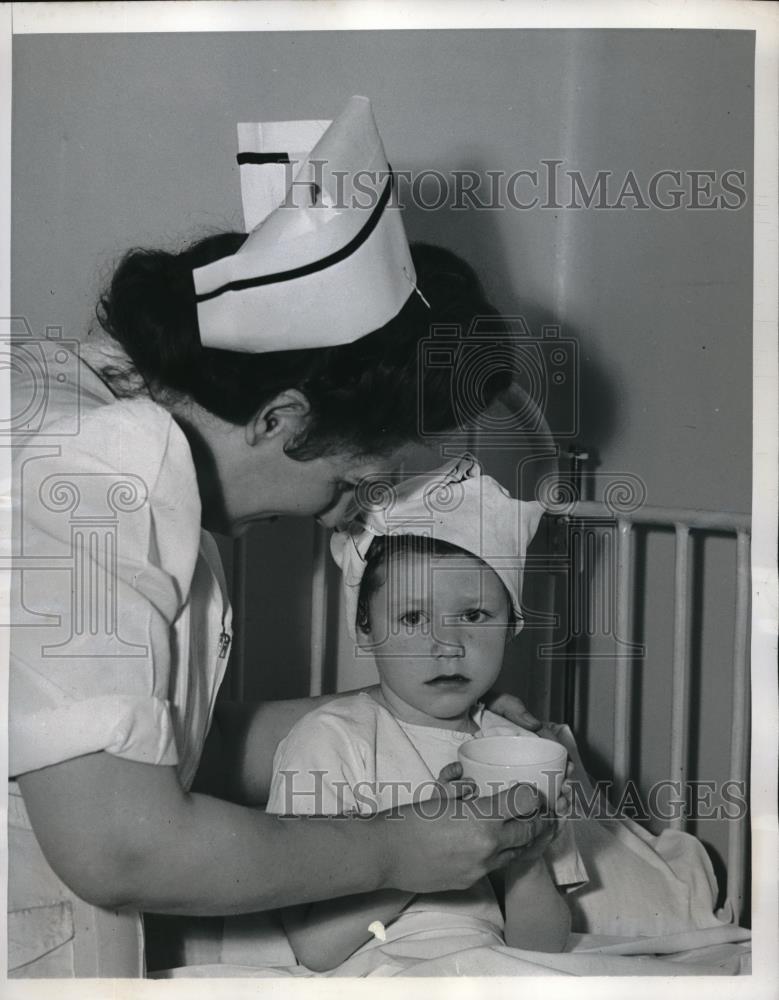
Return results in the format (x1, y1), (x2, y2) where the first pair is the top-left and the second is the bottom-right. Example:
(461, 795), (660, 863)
(265, 456), (584, 972)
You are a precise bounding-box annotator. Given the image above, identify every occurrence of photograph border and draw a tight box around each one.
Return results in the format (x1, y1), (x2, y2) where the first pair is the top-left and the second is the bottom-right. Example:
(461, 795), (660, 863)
(1, 3), (776, 999)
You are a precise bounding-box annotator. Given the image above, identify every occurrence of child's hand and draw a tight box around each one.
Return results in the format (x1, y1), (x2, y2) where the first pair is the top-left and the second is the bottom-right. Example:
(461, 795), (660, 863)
(551, 760), (574, 820)
(534, 726), (574, 821)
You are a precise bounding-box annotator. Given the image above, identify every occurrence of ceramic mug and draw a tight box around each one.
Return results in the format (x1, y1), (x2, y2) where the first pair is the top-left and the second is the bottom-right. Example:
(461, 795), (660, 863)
(458, 735), (567, 805)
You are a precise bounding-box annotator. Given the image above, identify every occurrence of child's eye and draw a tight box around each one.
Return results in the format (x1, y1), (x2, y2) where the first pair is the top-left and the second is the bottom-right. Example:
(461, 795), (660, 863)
(461, 608), (491, 624)
(399, 610), (428, 627)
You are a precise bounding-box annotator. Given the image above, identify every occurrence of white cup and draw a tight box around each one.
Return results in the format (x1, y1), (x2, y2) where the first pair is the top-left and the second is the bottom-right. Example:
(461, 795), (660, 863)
(458, 736), (567, 805)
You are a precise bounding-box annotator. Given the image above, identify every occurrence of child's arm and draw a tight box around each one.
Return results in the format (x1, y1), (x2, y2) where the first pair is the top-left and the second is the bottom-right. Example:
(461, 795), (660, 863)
(503, 856), (571, 953)
(266, 708), (415, 972)
(278, 759), (471, 972)
(282, 888), (414, 973)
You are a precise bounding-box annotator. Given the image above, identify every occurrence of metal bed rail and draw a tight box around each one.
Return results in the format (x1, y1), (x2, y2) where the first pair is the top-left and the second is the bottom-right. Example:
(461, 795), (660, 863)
(550, 500), (751, 921)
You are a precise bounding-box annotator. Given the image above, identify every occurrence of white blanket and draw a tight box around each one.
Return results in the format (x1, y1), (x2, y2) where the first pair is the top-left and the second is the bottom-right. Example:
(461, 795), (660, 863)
(155, 923), (751, 978)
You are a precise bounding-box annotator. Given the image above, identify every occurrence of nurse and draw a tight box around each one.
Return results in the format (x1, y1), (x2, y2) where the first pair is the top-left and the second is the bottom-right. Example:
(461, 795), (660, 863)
(9, 97), (546, 977)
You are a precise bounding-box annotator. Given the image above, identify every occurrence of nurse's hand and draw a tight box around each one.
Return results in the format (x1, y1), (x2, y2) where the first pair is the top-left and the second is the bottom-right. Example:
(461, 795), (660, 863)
(433, 761), (478, 800)
(481, 691), (542, 732)
(435, 760), (571, 820)
(380, 781), (552, 894)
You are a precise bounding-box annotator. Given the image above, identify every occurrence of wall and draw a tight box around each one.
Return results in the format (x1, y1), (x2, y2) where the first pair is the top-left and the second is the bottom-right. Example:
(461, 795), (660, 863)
(12, 29), (753, 894)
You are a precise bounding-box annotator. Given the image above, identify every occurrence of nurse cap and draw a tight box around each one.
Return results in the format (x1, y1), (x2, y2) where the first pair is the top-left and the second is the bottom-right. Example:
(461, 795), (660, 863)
(330, 456), (545, 639)
(193, 96), (417, 352)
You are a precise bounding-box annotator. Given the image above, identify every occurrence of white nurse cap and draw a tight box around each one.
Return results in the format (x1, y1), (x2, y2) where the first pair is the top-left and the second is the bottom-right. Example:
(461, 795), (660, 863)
(330, 456), (545, 639)
(193, 96), (417, 353)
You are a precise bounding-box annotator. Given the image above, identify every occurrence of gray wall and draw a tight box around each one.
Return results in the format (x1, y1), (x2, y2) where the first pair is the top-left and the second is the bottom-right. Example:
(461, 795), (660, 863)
(13, 30), (753, 890)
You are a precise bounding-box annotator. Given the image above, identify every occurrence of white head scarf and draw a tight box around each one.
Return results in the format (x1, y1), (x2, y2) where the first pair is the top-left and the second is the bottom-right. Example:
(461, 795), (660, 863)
(330, 456), (545, 638)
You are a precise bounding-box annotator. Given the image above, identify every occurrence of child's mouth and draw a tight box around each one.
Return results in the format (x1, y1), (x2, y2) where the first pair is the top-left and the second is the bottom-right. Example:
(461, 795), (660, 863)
(425, 674), (471, 687)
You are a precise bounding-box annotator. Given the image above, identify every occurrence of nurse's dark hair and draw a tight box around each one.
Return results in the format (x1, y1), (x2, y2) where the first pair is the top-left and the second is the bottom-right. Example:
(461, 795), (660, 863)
(355, 534), (515, 634)
(94, 232), (510, 459)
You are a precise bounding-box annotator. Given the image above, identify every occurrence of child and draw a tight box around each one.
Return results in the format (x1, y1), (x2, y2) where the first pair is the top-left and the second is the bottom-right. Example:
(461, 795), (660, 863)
(265, 456), (584, 972)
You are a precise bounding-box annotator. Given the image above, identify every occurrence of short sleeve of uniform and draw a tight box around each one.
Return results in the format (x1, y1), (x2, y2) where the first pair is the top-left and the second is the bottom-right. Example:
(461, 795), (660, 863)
(266, 706), (375, 816)
(10, 398), (203, 777)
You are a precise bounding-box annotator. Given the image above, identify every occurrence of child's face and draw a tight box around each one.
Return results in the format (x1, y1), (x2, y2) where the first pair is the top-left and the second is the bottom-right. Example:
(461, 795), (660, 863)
(360, 549), (511, 726)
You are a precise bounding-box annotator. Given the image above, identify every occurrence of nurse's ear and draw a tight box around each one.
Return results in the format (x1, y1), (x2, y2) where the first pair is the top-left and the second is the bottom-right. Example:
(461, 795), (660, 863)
(246, 390), (311, 447)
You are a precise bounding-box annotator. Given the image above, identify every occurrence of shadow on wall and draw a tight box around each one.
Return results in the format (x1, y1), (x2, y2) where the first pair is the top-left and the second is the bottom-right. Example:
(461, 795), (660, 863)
(402, 176), (620, 457)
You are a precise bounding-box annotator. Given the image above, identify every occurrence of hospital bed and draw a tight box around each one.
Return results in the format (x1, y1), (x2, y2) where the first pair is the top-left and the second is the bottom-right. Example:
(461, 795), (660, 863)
(209, 453), (752, 975)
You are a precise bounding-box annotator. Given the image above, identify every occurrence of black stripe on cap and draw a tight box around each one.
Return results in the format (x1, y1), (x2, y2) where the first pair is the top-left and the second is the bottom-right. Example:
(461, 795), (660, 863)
(196, 169), (395, 304)
(236, 152), (291, 165)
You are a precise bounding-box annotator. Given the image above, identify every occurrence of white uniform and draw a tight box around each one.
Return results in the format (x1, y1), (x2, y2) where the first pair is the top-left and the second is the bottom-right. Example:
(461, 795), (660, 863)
(8, 337), (233, 976)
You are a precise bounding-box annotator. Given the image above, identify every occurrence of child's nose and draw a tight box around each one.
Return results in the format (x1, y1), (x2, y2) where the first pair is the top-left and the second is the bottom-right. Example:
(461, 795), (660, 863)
(431, 628), (465, 658)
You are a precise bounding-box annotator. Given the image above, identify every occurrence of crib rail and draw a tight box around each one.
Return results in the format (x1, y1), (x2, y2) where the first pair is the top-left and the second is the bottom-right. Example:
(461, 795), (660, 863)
(728, 529), (751, 921)
(559, 501), (750, 533)
(554, 500), (751, 923)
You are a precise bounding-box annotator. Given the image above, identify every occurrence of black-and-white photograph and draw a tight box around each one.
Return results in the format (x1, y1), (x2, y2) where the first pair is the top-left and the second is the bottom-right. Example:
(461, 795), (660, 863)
(3, 1), (777, 993)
